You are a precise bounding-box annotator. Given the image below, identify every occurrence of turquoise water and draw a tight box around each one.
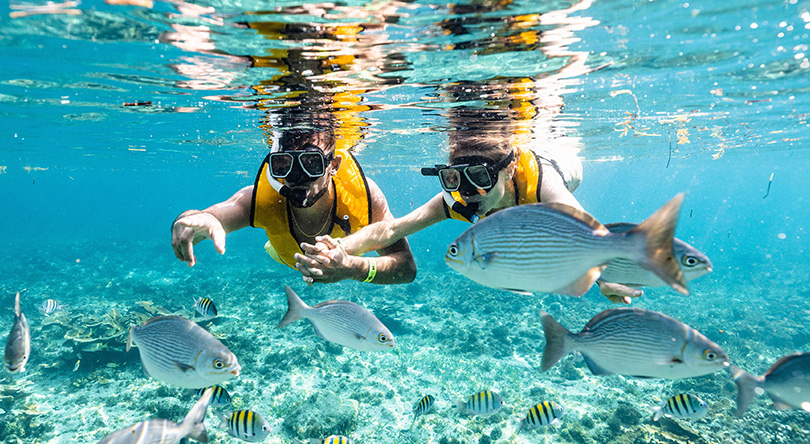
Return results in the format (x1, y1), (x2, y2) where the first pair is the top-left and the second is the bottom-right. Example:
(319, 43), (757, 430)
(1, 0), (809, 442)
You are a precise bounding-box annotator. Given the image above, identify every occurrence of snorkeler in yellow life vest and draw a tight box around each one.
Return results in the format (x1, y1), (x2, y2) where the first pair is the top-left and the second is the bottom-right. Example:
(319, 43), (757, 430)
(251, 146), (372, 268)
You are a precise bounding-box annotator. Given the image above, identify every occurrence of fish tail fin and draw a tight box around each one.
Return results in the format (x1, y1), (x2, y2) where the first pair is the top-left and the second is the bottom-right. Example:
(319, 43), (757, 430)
(14, 292), (21, 316)
(628, 193), (688, 295)
(277, 285), (310, 328)
(180, 387), (213, 443)
(648, 404), (664, 421)
(540, 311), (575, 372)
(729, 364), (763, 417)
(126, 325), (134, 352)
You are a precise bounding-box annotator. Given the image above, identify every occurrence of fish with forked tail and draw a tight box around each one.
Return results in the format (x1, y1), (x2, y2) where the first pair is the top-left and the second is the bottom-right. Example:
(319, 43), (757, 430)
(540, 308), (728, 378)
(4, 292), (30, 374)
(729, 352), (810, 416)
(445, 194), (689, 297)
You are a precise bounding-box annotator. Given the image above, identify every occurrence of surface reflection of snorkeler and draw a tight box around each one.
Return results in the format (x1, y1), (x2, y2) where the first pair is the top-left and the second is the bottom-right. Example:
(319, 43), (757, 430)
(170, 114), (416, 285)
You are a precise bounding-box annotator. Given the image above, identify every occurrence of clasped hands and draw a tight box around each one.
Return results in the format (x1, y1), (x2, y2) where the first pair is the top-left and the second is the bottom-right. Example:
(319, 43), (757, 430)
(294, 235), (360, 285)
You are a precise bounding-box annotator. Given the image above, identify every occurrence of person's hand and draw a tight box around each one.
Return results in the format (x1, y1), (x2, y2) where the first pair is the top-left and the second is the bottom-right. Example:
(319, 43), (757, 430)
(597, 281), (643, 304)
(294, 235), (358, 285)
(171, 212), (226, 267)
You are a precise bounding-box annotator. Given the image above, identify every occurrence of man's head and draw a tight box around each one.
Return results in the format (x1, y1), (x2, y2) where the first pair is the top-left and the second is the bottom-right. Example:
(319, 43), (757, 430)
(269, 128), (343, 208)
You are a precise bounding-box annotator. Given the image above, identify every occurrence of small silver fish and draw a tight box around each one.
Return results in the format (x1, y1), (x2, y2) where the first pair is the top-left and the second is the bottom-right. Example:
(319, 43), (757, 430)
(4, 292), (30, 373)
(455, 390), (504, 416)
(195, 385), (232, 408)
(411, 394), (435, 427)
(649, 393), (708, 421)
(218, 409), (271, 442)
(517, 401), (565, 431)
(445, 194), (688, 297)
(127, 315), (240, 388)
(730, 352), (810, 416)
(307, 436), (354, 444)
(599, 222), (713, 287)
(37, 299), (67, 316)
(540, 308), (728, 378)
(193, 297), (218, 319)
(277, 286), (395, 352)
(97, 387), (213, 444)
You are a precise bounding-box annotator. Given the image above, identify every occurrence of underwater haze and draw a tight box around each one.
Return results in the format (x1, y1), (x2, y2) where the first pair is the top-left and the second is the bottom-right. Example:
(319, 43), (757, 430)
(1, 0), (810, 443)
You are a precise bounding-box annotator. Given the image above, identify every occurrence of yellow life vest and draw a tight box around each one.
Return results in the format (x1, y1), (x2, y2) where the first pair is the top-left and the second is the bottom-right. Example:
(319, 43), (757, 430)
(444, 148), (542, 222)
(250, 151), (371, 268)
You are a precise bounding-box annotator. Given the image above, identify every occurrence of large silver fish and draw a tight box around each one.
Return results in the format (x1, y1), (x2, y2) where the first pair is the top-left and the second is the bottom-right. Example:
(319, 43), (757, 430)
(4, 292), (30, 373)
(729, 352), (810, 416)
(445, 194), (688, 297)
(277, 286), (395, 352)
(599, 222), (713, 287)
(127, 316), (240, 388)
(540, 308), (728, 378)
(97, 386), (213, 444)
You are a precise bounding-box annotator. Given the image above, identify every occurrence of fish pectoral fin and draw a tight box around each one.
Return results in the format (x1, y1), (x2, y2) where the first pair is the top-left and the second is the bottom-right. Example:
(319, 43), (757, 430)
(175, 362), (196, 373)
(552, 265), (606, 297)
(671, 356), (685, 364)
(473, 252), (497, 269)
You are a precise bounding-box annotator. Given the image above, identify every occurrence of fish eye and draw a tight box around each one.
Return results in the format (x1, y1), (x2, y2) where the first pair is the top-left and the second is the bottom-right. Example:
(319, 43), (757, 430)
(214, 360), (224, 369)
(704, 350), (717, 360)
(682, 255), (699, 267)
(448, 244), (459, 256)
(378, 333), (388, 342)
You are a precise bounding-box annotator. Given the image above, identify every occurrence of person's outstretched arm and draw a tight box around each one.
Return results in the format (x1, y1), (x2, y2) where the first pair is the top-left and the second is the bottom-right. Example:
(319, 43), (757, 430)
(294, 190), (447, 284)
(171, 185), (253, 267)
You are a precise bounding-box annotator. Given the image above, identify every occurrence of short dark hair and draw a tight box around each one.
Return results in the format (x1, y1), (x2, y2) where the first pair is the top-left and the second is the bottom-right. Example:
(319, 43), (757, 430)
(448, 108), (514, 163)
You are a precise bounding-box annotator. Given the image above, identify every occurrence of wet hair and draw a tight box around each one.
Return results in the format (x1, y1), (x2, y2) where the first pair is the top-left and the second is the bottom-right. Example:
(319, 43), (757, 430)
(447, 108), (515, 163)
(279, 128), (336, 155)
(263, 110), (337, 155)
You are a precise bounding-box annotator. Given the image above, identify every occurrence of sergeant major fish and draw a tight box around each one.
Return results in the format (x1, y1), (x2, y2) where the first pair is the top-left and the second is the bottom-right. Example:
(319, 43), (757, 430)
(540, 308), (728, 378)
(729, 352), (810, 416)
(194, 385), (232, 408)
(445, 194), (689, 297)
(649, 393), (708, 421)
(277, 286), (395, 352)
(218, 409), (271, 442)
(599, 222), (712, 288)
(304, 437), (354, 444)
(37, 299), (67, 316)
(127, 315), (240, 389)
(4, 292), (30, 373)
(455, 390), (504, 416)
(517, 401), (565, 431)
(97, 386), (213, 444)
(193, 297), (218, 320)
(411, 394), (435, 427)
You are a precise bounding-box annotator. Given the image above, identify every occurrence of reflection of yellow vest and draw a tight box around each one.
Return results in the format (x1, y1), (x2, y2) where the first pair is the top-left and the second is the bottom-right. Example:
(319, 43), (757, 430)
(445, 148), (542, 222)
(250, 151), (371, 268)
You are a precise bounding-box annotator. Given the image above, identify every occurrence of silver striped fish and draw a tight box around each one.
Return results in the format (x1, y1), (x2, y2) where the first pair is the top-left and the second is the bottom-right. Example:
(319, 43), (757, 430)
(455, 390), (504, 416)
(97, 387), (213, 444)
(127, 315), (240, 388)
(308, 436), (354, 444)
(599, 222), (713, 287)
(219, 409), (271, 442)
(4, 292), (30, 374)
(37, 298), (67, 316)
(649, 393), (708, 421)
(277, 286), (395, 352)
(193, 297), (218, 319)
(194, 385), (232, 407)
(517, 401), (565, 431)
(729, 352), (810, 416)
(411, 394), (435, 427)
(445, 194), (688, 297)
(540, 308), (728, 378)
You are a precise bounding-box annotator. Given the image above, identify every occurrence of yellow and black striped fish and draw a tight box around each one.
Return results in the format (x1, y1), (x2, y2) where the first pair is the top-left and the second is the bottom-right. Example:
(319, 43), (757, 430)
(194, 385), (232, 407)
(219, 409), (270, 442)
(517, 401), (565, 432)
(411, 394), (435, 426)
(193, 297), (218, 319)
(308, 436), (354, 444)
(455, 390), (504, 416)
(650, 394), (708, 421)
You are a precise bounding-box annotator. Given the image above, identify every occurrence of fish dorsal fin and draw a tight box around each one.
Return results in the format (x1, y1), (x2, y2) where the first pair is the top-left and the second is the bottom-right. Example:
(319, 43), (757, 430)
(542, 203), (608, 234)
(604, 222), (637, 234)
(14, 292), (21, 317)
(552, 265), (605, 297)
